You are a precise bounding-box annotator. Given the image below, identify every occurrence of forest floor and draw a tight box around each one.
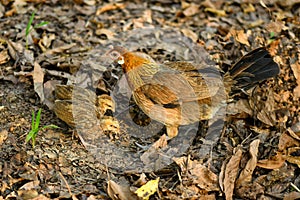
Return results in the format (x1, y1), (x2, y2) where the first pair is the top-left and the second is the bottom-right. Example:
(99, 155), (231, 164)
(0, 0), (300, 199)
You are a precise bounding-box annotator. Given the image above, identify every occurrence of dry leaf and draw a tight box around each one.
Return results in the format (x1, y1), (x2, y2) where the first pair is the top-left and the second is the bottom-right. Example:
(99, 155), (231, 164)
(5, 7), (16, 17)
(38, 33), (56, 52)
(0, 3), (4, 18)
(31, 194), (51, 200)
(200, 194), (216, 200)
(151, 134), (168, 150)
(96, 3), (125, 15)
(291, 122), (300, 134)
(142, 9), (152, 23)
(278, 132), (300, 151)
(33, 62), (45, 103)
(20, 180), (40, 190)
(45, 43), (76, 55)
(236, 140), (260, 187)
(0, 129), (8, 146)
(97, 94), (115, 115)
(283, 191), (300, 200)
(17, 189), (39, 200)
(257, 152), (285, 169)
(173, 157), (219, 191)
(286, 147), (300, 167)
(95, 29), (115, 40)
(181, 28), (198, 42)
(290, 61), (300, 98)
(226, 99), (253, 116)
(107, 180), (138, 200)
(100, 116), (120, 134)
(250, 89), (276, 126)
(43, 80), (62, 110)
(133, 173), (148, 186)
(232, 29), (250, 46)
(173, 156), (190, 173)
(242, 3), (255, 13)
(223, 147), (243, 200)
(287, 127), (300, 140)
(204, 8), (226, 17)
(140, 134), (168, 167)
(266, 21), (287, 34)
(183, 3), (199, 17)
(12, 0), (27, 14)
(189, 162), (219, 191)
(5, 40), (18, 61)
(135, 178), (159, 200)
(83, 0), (95, 6)
(0, 49), (10, 64)
(132, 18), (147, 29)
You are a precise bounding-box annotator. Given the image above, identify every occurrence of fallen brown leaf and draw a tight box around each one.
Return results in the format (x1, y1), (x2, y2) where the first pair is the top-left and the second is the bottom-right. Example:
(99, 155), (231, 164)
(173, 156), (190, 173)
(286, 147), (300, 167)
(0, 129), (8, 146)
(140, 134), (168, 168)
(107, 180), (138, 200)
(242, 3), (255, 13)
(38, 33), (56, 52)
(278, 132), (300, 151)
(142, 9), (152, 24)
(290, 61), (300, 98)
(236, 140), (260, 188)
(33, 61), (45, 103)
(31, 194), (51, 200)
(181, 28), (198, 43)
(257, 152), (285, 169)
(20, 180), (40, 190)
(223, 147), (243, 200)
(151, 134), (168, 149)
(17, 189), (39, 200)
(235, 29), (250, 46)
(95, 29), (115, 40)
(100, 116), (120, 134)
(204, 7), (226, 17)
(189, 162), (219, 191)
(183, 3), (199, 17)
(283, 191), (300, 200)
(0, 49), (10, 64)
(96, 3), (125, 15)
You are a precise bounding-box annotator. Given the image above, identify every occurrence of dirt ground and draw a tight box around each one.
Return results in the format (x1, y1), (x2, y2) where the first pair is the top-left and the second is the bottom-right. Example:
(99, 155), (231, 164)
(0, 1), (300, 199)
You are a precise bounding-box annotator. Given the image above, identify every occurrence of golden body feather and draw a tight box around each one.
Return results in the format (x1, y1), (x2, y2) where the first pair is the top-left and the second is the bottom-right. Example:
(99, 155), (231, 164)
(108, 47), (279, 137)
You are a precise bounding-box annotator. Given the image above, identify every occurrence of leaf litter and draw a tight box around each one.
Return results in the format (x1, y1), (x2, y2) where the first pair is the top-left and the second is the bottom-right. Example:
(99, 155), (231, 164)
(0, 0), (299, 199)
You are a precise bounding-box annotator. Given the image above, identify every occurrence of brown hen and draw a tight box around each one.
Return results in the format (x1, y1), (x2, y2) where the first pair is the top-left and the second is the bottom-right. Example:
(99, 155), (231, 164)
(107, 47), (279, 138)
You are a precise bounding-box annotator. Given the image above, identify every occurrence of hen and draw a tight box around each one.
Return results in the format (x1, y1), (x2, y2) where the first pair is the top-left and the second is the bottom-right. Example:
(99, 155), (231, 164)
(107, 47), (279, 138)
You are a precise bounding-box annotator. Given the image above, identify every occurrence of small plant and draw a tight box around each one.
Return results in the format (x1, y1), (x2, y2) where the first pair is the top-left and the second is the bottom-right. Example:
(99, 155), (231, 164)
(25, 11), (49, 49)
(268, 31), (275, 44)
(26, 108), (58, 148)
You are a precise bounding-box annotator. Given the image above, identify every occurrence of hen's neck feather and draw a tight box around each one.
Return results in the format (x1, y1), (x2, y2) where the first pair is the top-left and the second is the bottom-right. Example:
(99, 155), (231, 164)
(122, 52), (159, 89)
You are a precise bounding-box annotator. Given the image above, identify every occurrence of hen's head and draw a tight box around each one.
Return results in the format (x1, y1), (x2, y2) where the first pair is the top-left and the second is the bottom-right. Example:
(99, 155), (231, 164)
(106, 46), (151, 73)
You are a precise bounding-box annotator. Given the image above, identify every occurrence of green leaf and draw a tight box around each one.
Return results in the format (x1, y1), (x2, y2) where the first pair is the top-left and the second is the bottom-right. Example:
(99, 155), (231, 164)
(34, 21), (49, 29)
(42, 124), (59, 130)
(26, 11), (35, 37)
(32, 133), (37, 147)
(26, 130), (35, 142)
(34, 108), (42, 130)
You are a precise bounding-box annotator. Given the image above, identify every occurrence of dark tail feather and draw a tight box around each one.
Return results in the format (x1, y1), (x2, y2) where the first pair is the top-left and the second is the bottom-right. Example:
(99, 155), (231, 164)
(229, 47), (280, 91)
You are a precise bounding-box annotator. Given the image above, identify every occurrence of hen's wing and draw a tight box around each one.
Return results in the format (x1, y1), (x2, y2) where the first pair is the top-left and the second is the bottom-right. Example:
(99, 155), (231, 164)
(164, 61), (224, 99)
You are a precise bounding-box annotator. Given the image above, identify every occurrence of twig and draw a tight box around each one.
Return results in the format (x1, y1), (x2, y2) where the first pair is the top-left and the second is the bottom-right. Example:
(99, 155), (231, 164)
(59, 171), (73, 197)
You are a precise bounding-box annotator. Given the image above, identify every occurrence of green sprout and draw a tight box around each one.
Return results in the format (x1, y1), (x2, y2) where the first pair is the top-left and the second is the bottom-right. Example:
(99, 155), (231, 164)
(26, 108), (58, 148)
(268, 31), (275, 44)
(25, 11), (49, 49)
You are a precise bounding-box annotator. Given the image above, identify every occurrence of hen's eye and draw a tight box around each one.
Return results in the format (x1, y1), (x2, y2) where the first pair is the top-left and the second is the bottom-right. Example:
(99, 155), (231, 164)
(110, 51), (120, 59)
